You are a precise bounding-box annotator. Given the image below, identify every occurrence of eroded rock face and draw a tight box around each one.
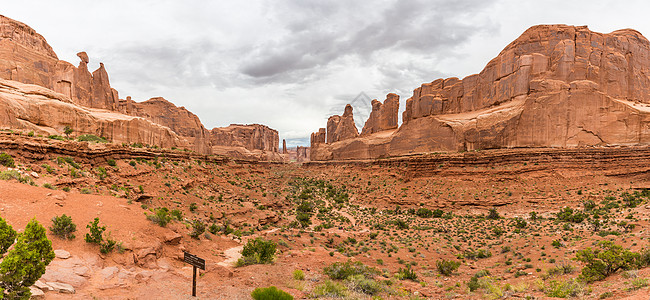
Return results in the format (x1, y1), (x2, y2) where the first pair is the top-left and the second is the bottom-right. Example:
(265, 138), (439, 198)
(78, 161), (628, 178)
(0, 15), (282, 159)
(361, 93), (399, 136)
(326, 104), (359, 143)
(0, 79), (187, 149)
(210, 124), (279, 152)
(311, 25), (650, 160)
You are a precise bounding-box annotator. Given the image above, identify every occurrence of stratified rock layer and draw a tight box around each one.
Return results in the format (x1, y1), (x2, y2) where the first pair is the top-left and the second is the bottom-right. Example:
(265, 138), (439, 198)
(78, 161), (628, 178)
(0, 15), (280, 159)
(311, 25), (650, 160)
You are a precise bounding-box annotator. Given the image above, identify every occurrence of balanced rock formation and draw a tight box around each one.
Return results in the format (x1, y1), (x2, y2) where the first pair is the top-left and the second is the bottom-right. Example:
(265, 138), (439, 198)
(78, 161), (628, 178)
(311, 25), (650, 160)
(360, 93), (399, 136)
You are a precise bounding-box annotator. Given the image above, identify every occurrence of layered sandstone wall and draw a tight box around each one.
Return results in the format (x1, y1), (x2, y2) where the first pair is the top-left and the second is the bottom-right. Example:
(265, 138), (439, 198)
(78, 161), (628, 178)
(311, 25), (650, 161)
(210, 124), (279, 152)
(0, 15), (281, 159)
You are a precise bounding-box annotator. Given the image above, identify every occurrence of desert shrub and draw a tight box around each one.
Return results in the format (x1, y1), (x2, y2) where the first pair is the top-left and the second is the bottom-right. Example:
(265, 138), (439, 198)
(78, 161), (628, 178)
(416, 208), (433, 218)
(575, 241), (639, 282)
(77, 134), (108, 143)
(107, 159), (117, 167)
(513, 217), (527, 228)
(436, 259), (460, 276)
(189, 202), (198, 212)
(462, 248), (492, 260)
(0, 170), (34, 185)
(396, 264), (417, 281)
(57, 156), (80, 169)
(100, 238), (116, 254)
(0, 219), (55, 299)
(80, 188), (92, 194)
(42, 183), (55, 190)
(237, 238), (276, 266)
(0, 216), (17, 255)
(146, 207), (173, 227)
(543, 279), (584, 298)
(251, 286), (293, 300)
(394, 219), (408, 229)
(545, 263), (575, 278)
(48, 135), (65, 140)
(345, 274), (382, 295)
(95, 167), (107, 181)
(487, 207), (500, 219)
(296, 212), (311, 228)
(555, 207), (586, 223)
(467, 270), (491, 292)
(292, 269), (305, 280)
(84, 217), (105, 244)
(49, 214), (76, 240)
(583, 199), (597, 211)
(324, 260), (376, 280)
(0, 152), (15, 168)
(189, 220), (205, 239)
(170, 209), (183, 221)
(312, 280), (347, 298)
(208, 223), (219, 234)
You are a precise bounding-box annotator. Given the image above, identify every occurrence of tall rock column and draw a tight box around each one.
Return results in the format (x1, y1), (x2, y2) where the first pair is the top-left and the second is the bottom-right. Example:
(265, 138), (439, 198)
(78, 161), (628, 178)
(326, 104), (359, 143)
(361, 93), (399, 136)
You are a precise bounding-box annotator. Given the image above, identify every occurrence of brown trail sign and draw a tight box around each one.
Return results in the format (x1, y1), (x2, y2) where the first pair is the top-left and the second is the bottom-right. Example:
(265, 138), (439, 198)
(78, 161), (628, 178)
(183, 252), (206, 297)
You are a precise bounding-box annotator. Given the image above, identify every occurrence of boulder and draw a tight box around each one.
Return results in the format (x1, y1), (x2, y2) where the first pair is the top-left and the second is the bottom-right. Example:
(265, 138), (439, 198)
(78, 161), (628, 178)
(54, 249), (70, 259)
(45, 282), (75, 294)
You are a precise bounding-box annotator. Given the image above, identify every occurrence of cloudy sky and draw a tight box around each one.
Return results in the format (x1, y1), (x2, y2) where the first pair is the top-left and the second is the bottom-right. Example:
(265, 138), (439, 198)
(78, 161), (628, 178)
(3, 0), (649, 146)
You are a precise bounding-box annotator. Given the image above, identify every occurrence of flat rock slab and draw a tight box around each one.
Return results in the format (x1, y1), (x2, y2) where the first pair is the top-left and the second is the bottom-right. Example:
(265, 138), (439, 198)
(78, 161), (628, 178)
(45, 282), (75, 294)
(29, 286), (45, 299)
(54, 249), (71, 259)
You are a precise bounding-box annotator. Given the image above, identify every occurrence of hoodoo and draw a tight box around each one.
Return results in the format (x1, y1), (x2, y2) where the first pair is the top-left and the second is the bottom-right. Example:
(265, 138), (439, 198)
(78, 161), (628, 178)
(311, 25), (650, 161)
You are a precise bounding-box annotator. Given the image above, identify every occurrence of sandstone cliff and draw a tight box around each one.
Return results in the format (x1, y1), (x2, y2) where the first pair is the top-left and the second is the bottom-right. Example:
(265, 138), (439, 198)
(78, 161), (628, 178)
(312, 25), (650, 160)
(0, 15), (281, 159)
(360, 93), (399, 136)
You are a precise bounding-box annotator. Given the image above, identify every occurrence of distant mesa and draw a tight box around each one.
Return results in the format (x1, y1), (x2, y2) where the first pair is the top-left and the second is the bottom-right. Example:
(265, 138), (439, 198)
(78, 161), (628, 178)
(0, 14), (282, 161)
(311, 24), (650, 161)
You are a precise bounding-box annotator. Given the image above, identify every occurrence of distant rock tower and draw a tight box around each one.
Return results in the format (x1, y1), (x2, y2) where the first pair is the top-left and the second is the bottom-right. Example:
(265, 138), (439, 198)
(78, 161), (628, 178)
(282, 139), (287, 154)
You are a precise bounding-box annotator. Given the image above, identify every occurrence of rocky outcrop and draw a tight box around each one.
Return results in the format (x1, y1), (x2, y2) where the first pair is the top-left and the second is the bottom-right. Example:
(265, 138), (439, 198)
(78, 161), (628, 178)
(326, 104), (359, 143)
(0, 15), (283, 159)
(311, 25), (650, 160)
(0, 79), (186, 149)
(360, 93), (399, 136)
(210, 124), (279, 152)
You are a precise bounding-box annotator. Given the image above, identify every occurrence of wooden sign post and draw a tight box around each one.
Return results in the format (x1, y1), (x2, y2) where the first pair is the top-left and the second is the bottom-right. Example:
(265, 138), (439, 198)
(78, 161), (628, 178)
(183, 251), (206, 297)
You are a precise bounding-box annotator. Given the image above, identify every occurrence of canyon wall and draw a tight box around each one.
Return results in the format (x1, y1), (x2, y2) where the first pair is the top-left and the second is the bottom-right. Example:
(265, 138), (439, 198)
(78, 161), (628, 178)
(0, 15), (280, 159)
(311, 25), (650, 160)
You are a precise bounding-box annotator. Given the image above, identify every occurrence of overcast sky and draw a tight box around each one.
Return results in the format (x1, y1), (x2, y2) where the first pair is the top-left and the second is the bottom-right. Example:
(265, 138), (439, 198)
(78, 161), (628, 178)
(3, 0), (650, 146)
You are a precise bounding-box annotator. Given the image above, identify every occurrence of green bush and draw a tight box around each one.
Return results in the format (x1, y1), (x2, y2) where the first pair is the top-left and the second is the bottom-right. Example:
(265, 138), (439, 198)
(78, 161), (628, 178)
(543, 279), (584, 298)
(171, 209), (183, 221)
(0, 216), (17, 255)
(487, 207), (500, 219)
(237, 238), (276, 266)
(396, 264), (417, 281)
(251, 286), (293, 300)
(146, 207), (173, 227)
(107, 159), (117, 167)
(436, 259), (460, 276)
(555, 207), (586, 223)
(0, 170), (34, 185)
(0, 219), (55, 299)
(312, 280), (347, 298)
(0, 152), (15, 168)
(292, 269), (305, 280)
(345, 274), (382, 295)
(50, 214), (76, 240)
(324, 260), (376, 280)
(77, 134), (108, 143)
(416, 208), (433, 218)
(85, 218), (105, 244)
(189, 220), (205, 239)
(575, 241), (639, 282)
(100, 239), (116, 254)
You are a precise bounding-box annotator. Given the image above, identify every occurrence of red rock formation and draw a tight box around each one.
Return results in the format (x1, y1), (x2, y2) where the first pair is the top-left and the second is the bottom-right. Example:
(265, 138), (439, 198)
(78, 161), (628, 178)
(282, 139), (287, 154)
(326, 104), (359, 143)
(0, 15), (283, 159)
(361, 93), (399, 136)
(210, 124), (279, 153)
(311, 25), (650, 160)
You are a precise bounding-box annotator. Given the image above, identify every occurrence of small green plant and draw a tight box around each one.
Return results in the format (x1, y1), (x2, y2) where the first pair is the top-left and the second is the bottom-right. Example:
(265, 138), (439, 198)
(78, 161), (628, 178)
(312, 280), (347, 298)
(77, 134), (108, 143)
(49, 214), (76, 240)
(107, 159), (117, 167)
(42, 183), (55, 190)
(189, 202), (198, 212)
(396, 264), (417, 281)
(237, 238), (277, 266)
(189, 220), (205, 239)
(100, 238), (117, 254)
(436, 259), (460, 276)
(293, 269), (305, 280)
(251, 286), (294, 300)
(84, 218), (105, 244)
(487, 207), (500, 219)
(0, 217), (17, 255)
(324, 260), (376, 280)
(0, 152), (15, 168)
(63, 126), (73, 137)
